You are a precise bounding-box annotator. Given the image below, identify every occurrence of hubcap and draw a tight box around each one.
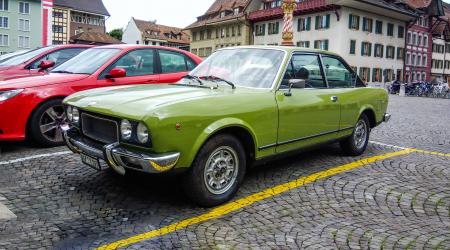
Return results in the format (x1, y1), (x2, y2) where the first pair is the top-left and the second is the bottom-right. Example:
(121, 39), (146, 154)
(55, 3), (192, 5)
(39, 105), (68, 143)
(203, 146), (239, 195)
(353, 120), (368, 149)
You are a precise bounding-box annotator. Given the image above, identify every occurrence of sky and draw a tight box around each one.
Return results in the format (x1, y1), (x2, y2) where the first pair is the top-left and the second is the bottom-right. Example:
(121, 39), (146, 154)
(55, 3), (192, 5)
(103, 0), (214, 31)
(103, 0), (450, 32)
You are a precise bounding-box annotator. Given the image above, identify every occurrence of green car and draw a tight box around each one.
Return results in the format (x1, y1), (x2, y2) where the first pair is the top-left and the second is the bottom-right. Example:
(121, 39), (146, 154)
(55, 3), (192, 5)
(63, 46), (390, 206)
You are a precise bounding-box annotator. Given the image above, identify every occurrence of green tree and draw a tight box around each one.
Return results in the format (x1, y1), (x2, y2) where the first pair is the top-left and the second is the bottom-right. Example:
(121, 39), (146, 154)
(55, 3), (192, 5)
(108, 28), (123, 41)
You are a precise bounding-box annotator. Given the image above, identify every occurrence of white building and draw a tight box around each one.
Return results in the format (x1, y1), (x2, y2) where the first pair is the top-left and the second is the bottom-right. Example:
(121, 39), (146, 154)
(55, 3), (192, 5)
(248, 0), (417, 86)
(122, 18), (190, 50)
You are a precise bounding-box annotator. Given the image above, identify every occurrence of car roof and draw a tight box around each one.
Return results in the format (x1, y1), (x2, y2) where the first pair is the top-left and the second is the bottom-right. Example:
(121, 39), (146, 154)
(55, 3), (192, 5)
(96, 44), (189, 52)
(218, 45), (340, 57)
(50, 44), (94, 49)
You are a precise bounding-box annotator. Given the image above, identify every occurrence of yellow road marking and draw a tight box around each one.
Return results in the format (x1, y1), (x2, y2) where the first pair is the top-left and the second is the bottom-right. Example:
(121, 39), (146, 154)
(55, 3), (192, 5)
(97, 149), (415, 250)
(412, 149), (450, 158)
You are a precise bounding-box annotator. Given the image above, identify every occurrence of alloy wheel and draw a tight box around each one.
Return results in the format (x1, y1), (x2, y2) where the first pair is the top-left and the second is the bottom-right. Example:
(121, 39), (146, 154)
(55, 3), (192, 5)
(39, 105), (68, 143)
(203, 146), (239, 195)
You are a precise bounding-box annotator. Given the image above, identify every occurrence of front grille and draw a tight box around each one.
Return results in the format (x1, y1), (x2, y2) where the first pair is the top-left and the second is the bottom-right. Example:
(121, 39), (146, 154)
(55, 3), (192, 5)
(81, 113), (118, 144)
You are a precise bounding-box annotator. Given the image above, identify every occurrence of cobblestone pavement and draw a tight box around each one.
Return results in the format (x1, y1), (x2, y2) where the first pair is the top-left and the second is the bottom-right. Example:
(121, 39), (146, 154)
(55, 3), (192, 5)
(0, 95), (449, 249)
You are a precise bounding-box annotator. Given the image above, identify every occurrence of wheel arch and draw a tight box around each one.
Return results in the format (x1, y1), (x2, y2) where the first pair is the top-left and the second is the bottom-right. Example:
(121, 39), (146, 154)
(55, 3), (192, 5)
(25, 95), (67, 138)
(186, 118), (258, 167)
(359, 107), (377, 128)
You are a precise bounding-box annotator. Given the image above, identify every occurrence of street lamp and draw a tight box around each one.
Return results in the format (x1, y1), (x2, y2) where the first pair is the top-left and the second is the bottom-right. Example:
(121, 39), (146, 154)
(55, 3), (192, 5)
(281, 0), (298, 46)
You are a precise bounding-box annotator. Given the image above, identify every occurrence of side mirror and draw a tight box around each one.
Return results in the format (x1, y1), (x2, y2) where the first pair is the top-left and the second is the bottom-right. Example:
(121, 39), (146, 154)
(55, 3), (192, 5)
(284, 79), (306, 97)
(289, 79), (306, 89)
(38, 60), (55, 71)
(105, 67), (126, 79)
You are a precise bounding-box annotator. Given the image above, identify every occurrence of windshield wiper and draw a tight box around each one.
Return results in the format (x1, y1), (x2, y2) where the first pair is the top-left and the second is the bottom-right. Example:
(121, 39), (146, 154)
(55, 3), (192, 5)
(182, 75), (203, 85)
(202, 75), (236, 89)
(52, 70), (74, 74)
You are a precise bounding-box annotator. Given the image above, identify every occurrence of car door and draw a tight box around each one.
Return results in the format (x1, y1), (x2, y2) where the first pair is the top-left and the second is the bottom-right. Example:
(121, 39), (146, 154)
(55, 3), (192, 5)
(321, 55), (366, 133)
(157, 49), (197, 83)
(275, 53), (341, 153)
(97, 48), (160, 86)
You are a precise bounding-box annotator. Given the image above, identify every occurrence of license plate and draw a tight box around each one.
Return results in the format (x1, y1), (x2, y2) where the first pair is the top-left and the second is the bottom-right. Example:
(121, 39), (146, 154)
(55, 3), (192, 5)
(81, 153), (102, 171)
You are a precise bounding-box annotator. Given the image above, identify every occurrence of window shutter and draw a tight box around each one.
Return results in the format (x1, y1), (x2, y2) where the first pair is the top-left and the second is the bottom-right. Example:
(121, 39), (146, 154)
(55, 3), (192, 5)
(326, 14), (330, 28)
(306, 17), (311, 30)
(262, 24), (266, 35)
(349, 14), (352, 29)
(297, 19), (301, 31)
(363, 17), (366, 31)
(381, 45), (384, 58)
(314, 40), (319, 49)
(324, 40), (329, 50)
(361, 42), (364, 56)
(372, 69), (376, 82)
(306, 41), (310, 48)
(315, 16), (319, 30)
(368, 43), (372, 56)
(276, 22), (279, 33)
(356, 16), (360, 30)
(367, 69), (371, 82)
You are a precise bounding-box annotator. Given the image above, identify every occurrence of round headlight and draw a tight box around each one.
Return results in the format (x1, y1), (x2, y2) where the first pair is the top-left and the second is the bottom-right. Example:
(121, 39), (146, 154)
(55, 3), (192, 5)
(72, 107), (80, 123)
(121, 119), (132, 140)
(66, 106), (73, 121)
(137, 122), (149, 144)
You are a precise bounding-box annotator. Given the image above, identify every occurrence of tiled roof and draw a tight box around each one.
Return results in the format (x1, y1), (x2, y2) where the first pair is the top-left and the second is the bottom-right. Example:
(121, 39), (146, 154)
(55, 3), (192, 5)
(134, 18), (190, 44)
(186, 0), (251, 29)
(205, 0), (249, 14)
(54, 0), (110, 16)
(70, 32), (122, 44)
(401, 0), (433, 9)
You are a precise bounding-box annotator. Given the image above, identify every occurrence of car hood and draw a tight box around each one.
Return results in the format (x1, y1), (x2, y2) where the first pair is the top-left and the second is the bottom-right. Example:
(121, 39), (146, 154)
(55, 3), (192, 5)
(65, 84), (235, 120)
(0, 73), (89, 89)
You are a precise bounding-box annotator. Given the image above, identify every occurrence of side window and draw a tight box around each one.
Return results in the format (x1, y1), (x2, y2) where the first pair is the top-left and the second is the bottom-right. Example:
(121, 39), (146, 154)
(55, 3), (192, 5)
(104, 49), (155, 77)
(159, 50), (191, 73)
(281, 54), (326, 88)
(29, 48), (85, 69)
(186, 58), (197, 71)
(321, 56), (355, 88)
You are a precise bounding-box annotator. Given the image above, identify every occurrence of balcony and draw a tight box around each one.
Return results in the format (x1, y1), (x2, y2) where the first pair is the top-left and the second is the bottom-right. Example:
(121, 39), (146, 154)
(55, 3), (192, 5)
(248, 0), (332, 22)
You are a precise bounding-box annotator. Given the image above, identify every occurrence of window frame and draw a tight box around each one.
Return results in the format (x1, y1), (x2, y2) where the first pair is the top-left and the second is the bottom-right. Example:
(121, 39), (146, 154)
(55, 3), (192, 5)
(320, 54), (364, 88)
(98, 48), (158, 79)
(157, 49), (197, 74)
(279, 52), (328, 90)
(27, 47), (86, 70)
(18, 1), (30, 14)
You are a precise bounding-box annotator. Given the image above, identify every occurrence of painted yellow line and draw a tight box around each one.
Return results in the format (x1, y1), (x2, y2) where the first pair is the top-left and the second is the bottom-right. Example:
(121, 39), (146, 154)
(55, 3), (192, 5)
(96, 149), (415, 250)
(412, 149), (450, 158)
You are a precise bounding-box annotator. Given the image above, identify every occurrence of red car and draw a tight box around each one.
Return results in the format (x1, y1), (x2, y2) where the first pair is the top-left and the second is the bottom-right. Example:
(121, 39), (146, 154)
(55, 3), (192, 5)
(0, 44), (93, 81)
(0, 45), (202, 146)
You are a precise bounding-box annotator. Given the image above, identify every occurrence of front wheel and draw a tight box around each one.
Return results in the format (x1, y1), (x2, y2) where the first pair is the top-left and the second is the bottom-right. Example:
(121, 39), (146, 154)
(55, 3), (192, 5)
(183, 134), (247, 207)
(340, 114), (370, 156)
(28, 98), (68, 147)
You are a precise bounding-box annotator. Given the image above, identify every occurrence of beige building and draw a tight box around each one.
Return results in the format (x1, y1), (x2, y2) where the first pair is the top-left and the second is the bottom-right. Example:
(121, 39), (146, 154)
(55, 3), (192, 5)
(184, 0), (259, 58)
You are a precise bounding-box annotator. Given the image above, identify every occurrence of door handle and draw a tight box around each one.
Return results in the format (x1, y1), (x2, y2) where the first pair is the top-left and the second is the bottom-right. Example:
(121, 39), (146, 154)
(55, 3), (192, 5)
(331, 96), (338, 102)
(146, 79), (158, 83)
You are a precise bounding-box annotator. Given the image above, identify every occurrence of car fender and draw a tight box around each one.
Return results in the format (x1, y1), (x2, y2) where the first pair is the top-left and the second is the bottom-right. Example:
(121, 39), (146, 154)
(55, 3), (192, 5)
(358, 103), (378, 125)
(185, 117), (259, 167)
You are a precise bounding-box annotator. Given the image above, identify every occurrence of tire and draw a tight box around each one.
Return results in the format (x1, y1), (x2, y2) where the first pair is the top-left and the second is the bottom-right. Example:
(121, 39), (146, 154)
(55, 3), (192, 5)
(28, 98), (68, 147)
(340, 113), (370, 156)
(183, 134), (247, 207)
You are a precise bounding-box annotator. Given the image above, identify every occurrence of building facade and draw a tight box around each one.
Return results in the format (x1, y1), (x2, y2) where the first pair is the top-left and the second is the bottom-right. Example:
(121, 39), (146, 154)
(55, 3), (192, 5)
(429, 2), (450, 82)
(0, 0), (43, 54)
(184, 0), (260, 58)
(249, 0), (417, 86)
(51, 0), (109, 45)
(122, 18), (190, 50)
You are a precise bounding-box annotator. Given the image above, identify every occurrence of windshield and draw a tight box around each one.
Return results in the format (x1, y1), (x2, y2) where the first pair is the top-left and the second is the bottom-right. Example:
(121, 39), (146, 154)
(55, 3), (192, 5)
(0, 46), (55, 66)
(189, 48), (285, 88)
(51, 48), (121, 75)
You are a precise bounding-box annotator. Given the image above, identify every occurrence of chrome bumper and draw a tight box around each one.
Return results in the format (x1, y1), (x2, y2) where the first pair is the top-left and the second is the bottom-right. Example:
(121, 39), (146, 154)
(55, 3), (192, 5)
(63, 129), (180, 175)
(383, 113), (391, 122)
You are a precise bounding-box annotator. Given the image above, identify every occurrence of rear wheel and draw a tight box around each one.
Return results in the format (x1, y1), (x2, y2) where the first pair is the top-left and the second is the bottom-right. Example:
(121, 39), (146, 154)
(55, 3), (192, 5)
(29, 98), (68, 147)
(183, 134), (246, 207)
(340, 114), (370, 156)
